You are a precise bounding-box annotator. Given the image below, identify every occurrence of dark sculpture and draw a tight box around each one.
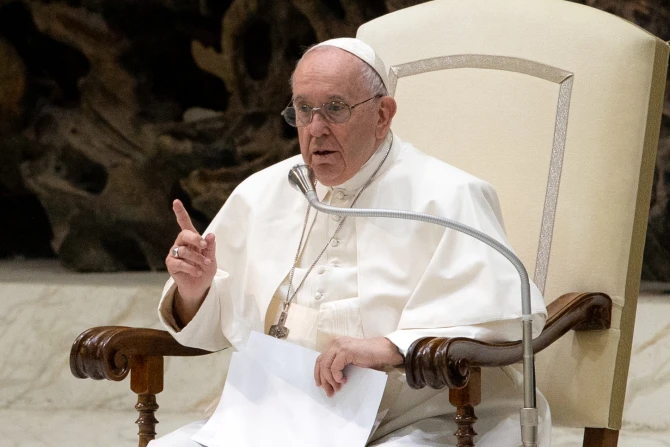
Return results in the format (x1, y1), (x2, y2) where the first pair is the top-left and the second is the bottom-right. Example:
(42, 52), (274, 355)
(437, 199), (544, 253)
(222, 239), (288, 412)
(0, 0), (668, 278)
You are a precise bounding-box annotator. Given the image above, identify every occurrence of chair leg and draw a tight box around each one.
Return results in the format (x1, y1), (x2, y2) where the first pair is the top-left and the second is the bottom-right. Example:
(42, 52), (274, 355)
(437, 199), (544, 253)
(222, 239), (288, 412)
(130, 356), (165, 447)
(583, 427), (620, 447)
(449, 367), (482, 447)
(136, 394), (159, 447)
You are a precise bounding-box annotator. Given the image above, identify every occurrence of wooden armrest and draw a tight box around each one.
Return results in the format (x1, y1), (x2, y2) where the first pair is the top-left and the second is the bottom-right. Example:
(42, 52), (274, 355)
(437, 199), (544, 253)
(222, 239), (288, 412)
(70, 326), (212, 382)
(70, 327), (213, 446)
(405, 292), (612, 390)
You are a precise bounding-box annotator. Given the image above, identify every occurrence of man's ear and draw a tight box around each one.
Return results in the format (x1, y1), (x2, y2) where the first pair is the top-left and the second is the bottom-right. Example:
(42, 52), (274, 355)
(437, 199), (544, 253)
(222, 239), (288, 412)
(376, 96), (397, 139)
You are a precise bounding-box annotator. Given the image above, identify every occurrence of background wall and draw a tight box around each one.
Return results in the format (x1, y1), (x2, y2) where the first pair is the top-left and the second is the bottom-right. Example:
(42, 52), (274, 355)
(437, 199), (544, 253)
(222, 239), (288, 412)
(0, 0), (668, 278)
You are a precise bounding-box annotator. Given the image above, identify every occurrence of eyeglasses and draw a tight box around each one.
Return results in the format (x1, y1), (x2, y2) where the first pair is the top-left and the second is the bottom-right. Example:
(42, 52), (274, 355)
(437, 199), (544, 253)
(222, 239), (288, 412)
(281, 95), (382, 127)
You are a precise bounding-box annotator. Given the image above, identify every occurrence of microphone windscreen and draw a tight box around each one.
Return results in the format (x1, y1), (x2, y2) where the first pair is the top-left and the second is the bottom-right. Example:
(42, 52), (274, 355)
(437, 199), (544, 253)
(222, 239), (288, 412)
(288, 164), (316, 195)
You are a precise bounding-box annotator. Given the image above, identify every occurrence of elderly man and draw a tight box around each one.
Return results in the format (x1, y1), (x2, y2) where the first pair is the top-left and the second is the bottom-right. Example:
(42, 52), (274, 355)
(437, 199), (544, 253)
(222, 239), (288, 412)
(151, 38), (550, 446)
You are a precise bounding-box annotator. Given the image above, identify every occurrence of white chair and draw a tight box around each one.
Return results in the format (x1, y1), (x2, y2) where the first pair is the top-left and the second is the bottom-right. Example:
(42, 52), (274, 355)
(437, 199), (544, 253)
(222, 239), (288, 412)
(357, 0), (668, 445)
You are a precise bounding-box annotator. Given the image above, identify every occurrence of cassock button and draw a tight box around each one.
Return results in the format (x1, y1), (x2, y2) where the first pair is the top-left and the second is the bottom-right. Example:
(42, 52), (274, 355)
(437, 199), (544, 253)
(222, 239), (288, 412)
(317, 267), (325, 274)
(332, 215), (342, 222)
(330, 239), (339, 247)
(335, 190), (345, 200)
(314, 292), (323, 301)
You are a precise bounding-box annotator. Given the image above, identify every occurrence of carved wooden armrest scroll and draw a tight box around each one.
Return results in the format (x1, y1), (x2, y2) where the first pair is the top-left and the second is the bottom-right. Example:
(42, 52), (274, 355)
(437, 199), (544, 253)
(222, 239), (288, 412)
(70, 326), (212, 447)
(404, 292), (611, 447)
(405, 292), (612, 390)
(70, 326), (211, 382)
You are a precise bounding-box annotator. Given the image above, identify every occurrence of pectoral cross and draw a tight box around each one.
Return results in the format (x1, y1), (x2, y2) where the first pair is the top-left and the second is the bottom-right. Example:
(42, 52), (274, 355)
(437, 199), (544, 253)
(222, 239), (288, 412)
(269, 310), (290, 339)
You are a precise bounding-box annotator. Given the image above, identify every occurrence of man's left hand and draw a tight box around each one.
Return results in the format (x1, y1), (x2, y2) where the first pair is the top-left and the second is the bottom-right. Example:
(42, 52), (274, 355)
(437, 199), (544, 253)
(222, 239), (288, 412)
(314, 336), (404, 397)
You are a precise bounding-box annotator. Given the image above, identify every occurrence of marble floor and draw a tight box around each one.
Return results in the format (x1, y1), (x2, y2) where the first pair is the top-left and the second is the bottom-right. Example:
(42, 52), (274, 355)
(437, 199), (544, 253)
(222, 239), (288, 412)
(1, 260), (669, 446)
(0, 410), (668, 447)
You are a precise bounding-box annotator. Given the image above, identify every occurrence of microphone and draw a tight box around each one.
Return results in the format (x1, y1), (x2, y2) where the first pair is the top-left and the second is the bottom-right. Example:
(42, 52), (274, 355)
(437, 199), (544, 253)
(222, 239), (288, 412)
(288, 164), (317, 198)
(288, 163), (539, 447)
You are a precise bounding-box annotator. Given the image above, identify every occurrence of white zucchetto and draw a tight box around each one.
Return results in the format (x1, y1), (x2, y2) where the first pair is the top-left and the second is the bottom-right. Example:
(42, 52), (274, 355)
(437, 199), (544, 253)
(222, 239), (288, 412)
(308, 37), (389, 91)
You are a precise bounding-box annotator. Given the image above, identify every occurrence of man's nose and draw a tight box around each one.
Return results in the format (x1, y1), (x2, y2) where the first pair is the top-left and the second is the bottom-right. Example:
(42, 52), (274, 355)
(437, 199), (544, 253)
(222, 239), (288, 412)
(308, 110), (330, 136)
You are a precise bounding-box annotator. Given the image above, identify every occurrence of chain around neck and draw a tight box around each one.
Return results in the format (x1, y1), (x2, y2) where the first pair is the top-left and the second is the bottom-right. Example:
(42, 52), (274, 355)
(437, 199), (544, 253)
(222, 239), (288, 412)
(283, 133), (394, 311)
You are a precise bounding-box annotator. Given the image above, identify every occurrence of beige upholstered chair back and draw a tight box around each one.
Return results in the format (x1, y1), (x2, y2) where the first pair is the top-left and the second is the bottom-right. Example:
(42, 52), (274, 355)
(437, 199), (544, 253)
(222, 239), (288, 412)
(357, 0), (668, 430)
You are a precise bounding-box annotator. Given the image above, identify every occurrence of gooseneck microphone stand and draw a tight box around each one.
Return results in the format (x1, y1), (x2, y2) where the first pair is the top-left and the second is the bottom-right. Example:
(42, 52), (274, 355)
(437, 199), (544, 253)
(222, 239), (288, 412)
(288, 164), (539, 447)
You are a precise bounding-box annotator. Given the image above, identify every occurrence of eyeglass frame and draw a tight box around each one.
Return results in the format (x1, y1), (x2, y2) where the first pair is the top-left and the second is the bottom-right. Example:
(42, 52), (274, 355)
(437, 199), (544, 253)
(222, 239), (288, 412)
(281, 94), (383, 127)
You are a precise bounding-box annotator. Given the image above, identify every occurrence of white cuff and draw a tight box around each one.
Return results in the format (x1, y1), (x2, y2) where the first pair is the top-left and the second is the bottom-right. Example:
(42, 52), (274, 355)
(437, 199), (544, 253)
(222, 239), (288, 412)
(157, 270), (231, 352)
(385, 314), (547, 356)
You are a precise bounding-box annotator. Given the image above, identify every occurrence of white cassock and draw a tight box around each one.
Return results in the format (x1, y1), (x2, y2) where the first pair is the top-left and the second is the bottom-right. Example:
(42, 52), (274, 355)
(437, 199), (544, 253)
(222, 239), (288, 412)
(151, 132), (551, 447)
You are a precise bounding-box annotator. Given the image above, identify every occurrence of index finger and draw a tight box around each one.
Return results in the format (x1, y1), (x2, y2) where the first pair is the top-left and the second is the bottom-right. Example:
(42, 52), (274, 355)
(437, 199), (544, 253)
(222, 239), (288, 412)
(314, 356), (322, 386)
(173, 199), (198, 233)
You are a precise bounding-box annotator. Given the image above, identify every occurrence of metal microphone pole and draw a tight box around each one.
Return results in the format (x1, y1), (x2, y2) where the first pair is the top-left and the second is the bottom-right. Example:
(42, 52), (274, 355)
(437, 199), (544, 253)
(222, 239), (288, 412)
(288, 164), (539, 447)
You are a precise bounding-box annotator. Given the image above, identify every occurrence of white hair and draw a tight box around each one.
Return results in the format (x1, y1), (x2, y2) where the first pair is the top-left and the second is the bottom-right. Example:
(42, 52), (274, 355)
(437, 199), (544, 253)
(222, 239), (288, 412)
(290, 45), (388, 97)
(359, 58), (388, 96)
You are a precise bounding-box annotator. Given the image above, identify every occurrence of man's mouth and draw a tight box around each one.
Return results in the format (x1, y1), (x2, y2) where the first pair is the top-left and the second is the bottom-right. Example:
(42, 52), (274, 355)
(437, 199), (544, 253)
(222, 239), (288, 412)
(313, 150), (335, 157)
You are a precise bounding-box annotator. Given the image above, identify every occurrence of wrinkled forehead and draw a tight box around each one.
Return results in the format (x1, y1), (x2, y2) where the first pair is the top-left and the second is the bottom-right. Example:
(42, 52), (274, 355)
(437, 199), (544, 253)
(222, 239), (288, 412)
(292, 47), (367, 100)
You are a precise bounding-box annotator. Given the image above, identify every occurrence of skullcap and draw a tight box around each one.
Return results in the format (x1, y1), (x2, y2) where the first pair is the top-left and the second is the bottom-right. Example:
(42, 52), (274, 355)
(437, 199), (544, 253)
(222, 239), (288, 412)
(308, 38), (389, 91)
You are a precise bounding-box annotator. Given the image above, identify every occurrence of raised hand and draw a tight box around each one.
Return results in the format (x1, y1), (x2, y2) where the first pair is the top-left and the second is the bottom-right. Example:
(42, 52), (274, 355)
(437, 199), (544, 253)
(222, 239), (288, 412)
(165, 199), (217, 325)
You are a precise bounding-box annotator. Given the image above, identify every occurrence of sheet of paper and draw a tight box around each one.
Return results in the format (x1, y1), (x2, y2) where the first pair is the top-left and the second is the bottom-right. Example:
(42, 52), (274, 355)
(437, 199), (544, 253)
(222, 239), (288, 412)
(191, 331), (388, 447)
